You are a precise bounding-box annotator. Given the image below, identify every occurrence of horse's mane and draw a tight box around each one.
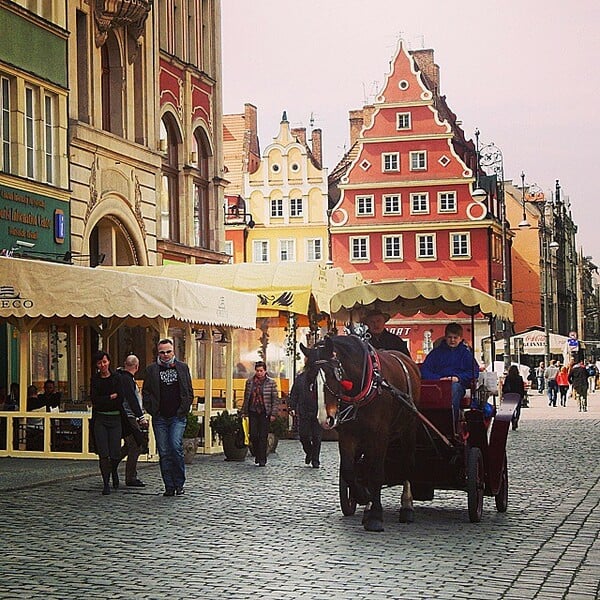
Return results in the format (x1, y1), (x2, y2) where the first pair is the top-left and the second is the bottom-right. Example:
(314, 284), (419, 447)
(331, 335), (367, 362)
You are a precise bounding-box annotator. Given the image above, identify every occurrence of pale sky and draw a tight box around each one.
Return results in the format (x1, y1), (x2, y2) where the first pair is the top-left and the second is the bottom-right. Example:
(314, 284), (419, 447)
(222, 0), (600, 259)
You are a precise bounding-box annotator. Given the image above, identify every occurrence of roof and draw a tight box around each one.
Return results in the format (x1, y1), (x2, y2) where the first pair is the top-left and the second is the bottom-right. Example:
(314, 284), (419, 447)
(0, 257), (257, 329)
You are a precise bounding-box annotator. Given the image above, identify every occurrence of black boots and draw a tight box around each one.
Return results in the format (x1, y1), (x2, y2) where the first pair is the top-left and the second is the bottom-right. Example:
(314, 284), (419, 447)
(99, 457), (111, 495)
(111, 459), (120, 489)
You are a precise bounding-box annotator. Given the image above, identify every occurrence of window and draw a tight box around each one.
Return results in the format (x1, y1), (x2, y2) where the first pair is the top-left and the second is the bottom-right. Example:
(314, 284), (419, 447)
(416, 234), (436, 259)
(279, 239), (296, 262)
(382, 152), (400, 172)
(25, 86), (35, 179)
(160, 116), (180, 242)
(438, 191), (457, 213)
(252, 240), (269, 263)
(383, 235), (403, 260)
(224, 240), (233, 262)
(193, 128), (212, 248)
(396, 112), (411, 130)
(410, 151), (427, 171)
(410, 193), (429, 214)
(450, 232), (471, 258)
(44, 94), (55, 184)
(307, 238), (323, 262)
(270, 198), (283, 218)
(383, 194), (401, 215)
(356, 195), (374, 216)
(350, 236), (370, 261)
(290, 197), (303, 217)
(1, 77), (10, 172)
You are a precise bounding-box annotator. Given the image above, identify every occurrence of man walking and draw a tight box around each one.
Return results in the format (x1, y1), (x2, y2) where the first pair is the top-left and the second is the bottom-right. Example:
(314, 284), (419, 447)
(142, 339), (194, 496)
(116, 355), (148, 487)
(544, 360), (559, 407)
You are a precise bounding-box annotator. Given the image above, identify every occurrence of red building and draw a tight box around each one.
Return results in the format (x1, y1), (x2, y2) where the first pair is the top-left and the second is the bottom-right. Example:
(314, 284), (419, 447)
(329, 43), (504, 361)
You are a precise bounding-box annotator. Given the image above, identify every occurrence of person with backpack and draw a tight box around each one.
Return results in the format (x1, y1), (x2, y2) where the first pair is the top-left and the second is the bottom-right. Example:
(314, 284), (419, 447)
(585, 360), (597, 394)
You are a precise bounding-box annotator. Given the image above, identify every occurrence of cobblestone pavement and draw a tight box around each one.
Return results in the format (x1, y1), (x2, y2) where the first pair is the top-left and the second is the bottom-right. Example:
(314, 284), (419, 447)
(0, 395), (598, 600)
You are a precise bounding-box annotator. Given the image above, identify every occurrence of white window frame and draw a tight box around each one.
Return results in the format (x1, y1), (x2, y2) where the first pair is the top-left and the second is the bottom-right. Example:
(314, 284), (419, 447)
(416, 233), (437, 260)
(410, 192), (429, 214)
(270, 198), (283, 218)
(450, 232), (471, 258)
(382, 234), (403, 261)
(356, 195), (374, 216)
(278, 239), (296, 262)
(396, 112), (411, 130)
(350, 236), (370, 262)
(438, 191), (457, 213)
(410, 151), (427, 171)
(290, 197), (303, 217)
(44, 93), (54, 184)
(382, 152), (400, 172)
(382, 194), (401, 215)
(224, 240), (234, 262)
(252, 240), (269, 263)
(25, 86), (36, 179)
(1, 76), (10, 173)
(306, 238), (323, 262)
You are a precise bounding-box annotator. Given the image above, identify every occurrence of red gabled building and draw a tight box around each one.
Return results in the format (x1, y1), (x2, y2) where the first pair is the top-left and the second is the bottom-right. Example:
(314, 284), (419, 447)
(329, 43), (505, 361)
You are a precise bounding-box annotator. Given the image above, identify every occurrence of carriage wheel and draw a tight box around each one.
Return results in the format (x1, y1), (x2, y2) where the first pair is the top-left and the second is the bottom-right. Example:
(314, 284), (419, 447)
(339, 472), (357, 516)
(467, 446), (484, 523)
(494, 453), (509, 513)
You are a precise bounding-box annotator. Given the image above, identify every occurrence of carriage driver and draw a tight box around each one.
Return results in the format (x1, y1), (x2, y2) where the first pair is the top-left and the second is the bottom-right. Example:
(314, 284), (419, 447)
(364, 309), (411, 357)
(420, 322), (480, 420)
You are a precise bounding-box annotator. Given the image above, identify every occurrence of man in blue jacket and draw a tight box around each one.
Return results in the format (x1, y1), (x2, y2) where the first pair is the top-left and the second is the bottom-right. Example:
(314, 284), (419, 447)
(421, 322), (479, 419)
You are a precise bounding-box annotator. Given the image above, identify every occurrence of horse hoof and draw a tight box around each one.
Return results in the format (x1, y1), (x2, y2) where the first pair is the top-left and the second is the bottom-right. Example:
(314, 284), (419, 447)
(364, 518), (384, 532)
(399, 508), (414, 523)
(362, 508), (370, 525)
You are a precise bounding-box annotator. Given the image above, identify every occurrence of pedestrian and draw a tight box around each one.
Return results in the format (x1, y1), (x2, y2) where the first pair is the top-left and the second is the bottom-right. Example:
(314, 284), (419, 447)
(502, 365), (525, 430)
(585, 359), (597, 394)
(90, 350), (124, 495)
(364, 309), (411, 356)
(544, 360), (559, 407)
(116, 355), (148, 487)
(535, 361), (545, 394)
(142, 338), (194, 496)
(568, 360), (588, 412)
(241, 361), (279, 467)
(555, 366), (570, 407)
(288, 362), (322, 468)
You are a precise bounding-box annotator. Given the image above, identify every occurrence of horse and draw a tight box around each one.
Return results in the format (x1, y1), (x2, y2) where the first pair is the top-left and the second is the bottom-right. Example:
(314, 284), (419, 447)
(301, 335), (421, 532)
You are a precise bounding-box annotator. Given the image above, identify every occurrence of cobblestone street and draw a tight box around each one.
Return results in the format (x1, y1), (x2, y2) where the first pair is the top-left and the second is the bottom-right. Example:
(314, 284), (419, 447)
(0, 394), (598, 600)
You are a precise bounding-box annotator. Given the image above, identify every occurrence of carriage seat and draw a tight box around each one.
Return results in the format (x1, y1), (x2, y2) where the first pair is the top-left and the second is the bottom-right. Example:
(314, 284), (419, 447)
(420, 379), (471, 410)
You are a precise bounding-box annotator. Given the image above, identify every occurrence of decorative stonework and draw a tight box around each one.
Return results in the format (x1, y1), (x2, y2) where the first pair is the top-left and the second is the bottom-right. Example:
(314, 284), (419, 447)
(132, 172), (147, 237)
(85, 155), (99, 225)
(93, 0), (152, 48)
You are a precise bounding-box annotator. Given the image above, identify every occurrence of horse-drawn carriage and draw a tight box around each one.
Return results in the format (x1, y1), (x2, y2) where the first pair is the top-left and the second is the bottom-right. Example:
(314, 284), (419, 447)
(304, 279), (516, 530)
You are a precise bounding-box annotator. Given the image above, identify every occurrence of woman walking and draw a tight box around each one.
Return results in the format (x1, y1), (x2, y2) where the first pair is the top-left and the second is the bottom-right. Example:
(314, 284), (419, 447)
(556, 366), (570, 407)
(90, 350), (124, 495)
(502, 365), (525, 430)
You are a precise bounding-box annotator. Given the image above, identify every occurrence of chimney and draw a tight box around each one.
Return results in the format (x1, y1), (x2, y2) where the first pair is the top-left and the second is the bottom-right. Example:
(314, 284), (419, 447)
(291, 127), (307, 146)
(349, 109), (364, 147)
(410, 49), (440, 95)
(311, 128), (322, 168)
(243, 103), (259, 158)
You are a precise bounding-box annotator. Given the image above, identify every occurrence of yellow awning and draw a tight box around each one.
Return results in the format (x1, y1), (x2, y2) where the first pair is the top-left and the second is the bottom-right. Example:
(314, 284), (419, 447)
(329, 279), (514, 322)
(0, 256), (257, 329)
(106, 263), (361, 317)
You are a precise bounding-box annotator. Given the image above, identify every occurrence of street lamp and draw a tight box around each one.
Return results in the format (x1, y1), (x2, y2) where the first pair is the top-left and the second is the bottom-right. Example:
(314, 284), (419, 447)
(518, 173), (558, 365)
(326, 207), (333, 266)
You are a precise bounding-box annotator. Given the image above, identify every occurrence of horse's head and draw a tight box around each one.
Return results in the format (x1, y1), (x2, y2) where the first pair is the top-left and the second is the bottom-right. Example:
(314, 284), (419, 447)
(300, 337), (359, 430)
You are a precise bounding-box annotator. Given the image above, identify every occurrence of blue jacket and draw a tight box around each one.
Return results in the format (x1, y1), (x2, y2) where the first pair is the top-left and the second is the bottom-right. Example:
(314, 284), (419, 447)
(420, 340), (479, 388)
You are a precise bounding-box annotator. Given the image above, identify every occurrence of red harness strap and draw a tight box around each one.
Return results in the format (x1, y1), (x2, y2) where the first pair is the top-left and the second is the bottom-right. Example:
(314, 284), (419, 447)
(339, 347), (381, 406)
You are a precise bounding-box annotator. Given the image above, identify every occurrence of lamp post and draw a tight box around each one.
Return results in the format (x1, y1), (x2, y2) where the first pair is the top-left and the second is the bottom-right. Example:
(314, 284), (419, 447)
(518, 174), (558, 366)
(326, 207), (334, 266)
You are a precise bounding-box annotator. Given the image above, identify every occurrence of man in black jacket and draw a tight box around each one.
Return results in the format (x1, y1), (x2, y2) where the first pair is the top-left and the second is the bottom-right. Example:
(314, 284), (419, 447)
(364, 309), (411, 357)
(116, 355), (148, 487)
(142, 339), (193, 496)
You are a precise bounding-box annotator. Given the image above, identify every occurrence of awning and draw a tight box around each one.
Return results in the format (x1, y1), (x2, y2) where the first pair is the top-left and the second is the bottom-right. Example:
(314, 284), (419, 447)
(106, 263), (361, 317)
(0, 256), (257, 329)
(329, 279), (514, 322)
(496, 329), (570, 355)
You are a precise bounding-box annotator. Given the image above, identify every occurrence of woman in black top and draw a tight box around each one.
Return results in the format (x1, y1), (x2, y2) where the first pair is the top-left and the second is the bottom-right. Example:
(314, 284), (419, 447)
(90, 350), (124, 495)
(502, 365), (525, 431)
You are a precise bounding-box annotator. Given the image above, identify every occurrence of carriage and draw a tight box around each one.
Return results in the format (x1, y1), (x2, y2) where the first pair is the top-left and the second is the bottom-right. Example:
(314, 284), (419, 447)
(312, 279), (517, 528)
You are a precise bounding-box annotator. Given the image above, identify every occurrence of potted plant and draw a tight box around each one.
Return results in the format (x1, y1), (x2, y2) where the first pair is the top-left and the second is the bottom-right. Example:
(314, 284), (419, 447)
(183, 412), (201, 464)
(209, 410), (247, 461)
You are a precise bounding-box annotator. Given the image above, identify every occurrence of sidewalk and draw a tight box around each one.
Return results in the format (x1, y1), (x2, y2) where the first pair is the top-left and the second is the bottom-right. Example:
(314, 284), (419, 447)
(521, 386), (600, 420)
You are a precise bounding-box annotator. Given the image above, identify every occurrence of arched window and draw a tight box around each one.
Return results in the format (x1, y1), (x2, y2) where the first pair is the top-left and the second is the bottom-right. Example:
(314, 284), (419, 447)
(100, 31), (123, 136)
(192, 128), (212, 248)
(160, 115), (181, 242)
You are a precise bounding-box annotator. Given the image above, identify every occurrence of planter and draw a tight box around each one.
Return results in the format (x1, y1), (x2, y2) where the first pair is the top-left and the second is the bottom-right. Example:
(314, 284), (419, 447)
(221, 432), (248, 462)
(183, 437), (199, 464)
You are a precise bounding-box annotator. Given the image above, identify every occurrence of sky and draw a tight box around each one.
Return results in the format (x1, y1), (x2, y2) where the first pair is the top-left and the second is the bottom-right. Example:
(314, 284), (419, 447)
(221, 0), (600, 259)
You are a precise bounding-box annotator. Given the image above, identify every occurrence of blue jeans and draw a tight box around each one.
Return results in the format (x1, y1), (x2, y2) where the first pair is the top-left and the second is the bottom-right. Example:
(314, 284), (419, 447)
(152, 415), (186, 491)
(451, 381), (466, 419)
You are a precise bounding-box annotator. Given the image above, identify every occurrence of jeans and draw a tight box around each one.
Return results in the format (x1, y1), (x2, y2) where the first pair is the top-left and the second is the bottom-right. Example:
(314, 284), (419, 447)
(249, 411), (269, 465)
(152, 415), (186, 491)
(547, 379), (558, 406)
(93, 413), (122, 459)
(451, 382), (466, 419)
(298, 416), (322, 466)
(536, 377), (545, 393)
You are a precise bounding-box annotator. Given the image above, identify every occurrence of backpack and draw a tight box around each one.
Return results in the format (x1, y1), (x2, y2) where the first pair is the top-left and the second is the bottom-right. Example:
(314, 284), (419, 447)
(586, 364), (597, 377)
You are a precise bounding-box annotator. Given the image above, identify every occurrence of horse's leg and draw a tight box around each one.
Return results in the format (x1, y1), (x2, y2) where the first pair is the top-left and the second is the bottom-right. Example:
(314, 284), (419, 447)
(399, 480), (414, 523)
(339, 435), (370, 506)
(362, 443), (386, 532)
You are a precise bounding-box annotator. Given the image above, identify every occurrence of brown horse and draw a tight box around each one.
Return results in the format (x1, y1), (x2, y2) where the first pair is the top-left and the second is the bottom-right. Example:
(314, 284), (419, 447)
(301, 335), (421, 532)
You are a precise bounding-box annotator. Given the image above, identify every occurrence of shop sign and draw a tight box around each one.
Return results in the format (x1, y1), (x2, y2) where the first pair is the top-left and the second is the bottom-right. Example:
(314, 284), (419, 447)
(0, 285), (34, 309)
